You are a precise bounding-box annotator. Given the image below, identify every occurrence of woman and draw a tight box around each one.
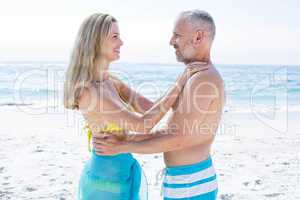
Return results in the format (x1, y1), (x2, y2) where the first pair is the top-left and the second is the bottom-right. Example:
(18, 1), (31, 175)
(64, 13), (200, 200)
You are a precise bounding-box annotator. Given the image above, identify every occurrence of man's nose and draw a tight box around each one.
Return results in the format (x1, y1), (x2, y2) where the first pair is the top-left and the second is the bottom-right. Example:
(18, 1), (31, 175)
(169, 36), (175, 46)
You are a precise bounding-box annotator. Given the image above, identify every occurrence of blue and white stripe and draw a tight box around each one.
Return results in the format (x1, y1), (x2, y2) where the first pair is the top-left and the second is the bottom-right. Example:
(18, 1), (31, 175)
(162, 156), (218, 200)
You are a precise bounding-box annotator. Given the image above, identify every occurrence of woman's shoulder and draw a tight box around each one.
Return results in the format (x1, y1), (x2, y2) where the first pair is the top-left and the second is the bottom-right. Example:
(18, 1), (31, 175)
(77, 80), (112, 111)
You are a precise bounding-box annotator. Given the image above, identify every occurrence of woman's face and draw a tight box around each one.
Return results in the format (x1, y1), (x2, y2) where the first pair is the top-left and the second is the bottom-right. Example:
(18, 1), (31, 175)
(101, 22), (123, 62)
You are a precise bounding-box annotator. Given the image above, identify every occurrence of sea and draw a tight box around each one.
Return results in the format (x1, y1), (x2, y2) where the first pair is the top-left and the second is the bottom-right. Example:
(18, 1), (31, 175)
(0, 61), (299, 114)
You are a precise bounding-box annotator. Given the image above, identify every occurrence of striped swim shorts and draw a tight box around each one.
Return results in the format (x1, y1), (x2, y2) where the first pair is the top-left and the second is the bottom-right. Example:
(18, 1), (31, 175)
(162, 156), (218, 200)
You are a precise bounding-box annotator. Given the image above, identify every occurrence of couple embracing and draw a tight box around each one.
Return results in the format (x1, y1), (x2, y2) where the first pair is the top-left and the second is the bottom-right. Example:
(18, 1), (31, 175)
(64, 9), (225, 200)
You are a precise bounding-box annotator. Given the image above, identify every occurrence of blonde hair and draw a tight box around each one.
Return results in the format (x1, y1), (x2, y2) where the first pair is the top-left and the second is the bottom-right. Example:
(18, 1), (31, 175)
(64, 13), (117, 109)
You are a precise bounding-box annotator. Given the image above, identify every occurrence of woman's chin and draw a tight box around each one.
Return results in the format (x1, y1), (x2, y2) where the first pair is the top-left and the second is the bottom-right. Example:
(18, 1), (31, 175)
(108, 55), (120, 62)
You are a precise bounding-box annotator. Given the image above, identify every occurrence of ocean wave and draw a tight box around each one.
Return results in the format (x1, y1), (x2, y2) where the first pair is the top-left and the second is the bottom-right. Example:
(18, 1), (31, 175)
(225, 104), (300, 114)
(0, 102), (34, 106)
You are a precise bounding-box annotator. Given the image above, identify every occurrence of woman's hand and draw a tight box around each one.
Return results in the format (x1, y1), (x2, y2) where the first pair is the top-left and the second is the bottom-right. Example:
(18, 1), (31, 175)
(176, 62), (209, 89)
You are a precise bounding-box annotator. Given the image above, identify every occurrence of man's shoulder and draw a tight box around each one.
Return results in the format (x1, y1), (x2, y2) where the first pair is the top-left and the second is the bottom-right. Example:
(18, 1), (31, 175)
(186, 65), (223, 88)
(179, 65), (225, 105)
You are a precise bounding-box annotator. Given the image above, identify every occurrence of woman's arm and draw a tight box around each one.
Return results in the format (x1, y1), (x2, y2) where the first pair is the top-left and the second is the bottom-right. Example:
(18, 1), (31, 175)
(80, 66), (200, 134)
(104, 78), (182, 133)
(110, 75), (154, 114)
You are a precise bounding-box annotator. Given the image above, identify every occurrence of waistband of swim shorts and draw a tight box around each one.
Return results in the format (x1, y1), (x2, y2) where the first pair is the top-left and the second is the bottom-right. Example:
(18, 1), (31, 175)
(165, 155), (213, 176)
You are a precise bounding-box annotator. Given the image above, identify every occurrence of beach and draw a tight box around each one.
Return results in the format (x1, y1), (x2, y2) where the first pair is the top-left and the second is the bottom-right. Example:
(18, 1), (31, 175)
(0, 104), (299, 200)
(1, 62), (300, 199)
(1, 0), (299, 198)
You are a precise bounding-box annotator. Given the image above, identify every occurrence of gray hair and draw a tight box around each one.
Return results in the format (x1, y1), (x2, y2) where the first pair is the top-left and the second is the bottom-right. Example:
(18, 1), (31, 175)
(180, 10), (216, 41)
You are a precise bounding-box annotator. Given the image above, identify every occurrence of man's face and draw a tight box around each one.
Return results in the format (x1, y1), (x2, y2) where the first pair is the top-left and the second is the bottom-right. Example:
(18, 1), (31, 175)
(169, 18), (195, 64)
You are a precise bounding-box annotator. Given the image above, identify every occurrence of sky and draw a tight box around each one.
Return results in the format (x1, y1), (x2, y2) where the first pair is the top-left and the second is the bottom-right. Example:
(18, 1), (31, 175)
(0, 0), (299, 65)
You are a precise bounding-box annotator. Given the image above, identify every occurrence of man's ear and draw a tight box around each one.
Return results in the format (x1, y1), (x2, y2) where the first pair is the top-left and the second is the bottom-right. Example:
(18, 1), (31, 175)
(193, 30), (204, 46)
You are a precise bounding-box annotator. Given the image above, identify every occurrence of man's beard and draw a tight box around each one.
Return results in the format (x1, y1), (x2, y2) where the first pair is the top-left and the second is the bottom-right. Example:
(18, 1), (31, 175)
(175, 49), (185, 63)
(175, 53), (184, 62)
(174, 46), (194, 64)
(176, 52), (194, 64)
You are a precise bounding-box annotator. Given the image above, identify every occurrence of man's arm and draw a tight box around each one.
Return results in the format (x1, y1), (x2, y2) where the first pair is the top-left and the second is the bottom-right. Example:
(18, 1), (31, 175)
(95, 71), (220, 155)
(122, 123), (180, 142)
(122, 129), (214, 154)
(94, 125), (214, 155)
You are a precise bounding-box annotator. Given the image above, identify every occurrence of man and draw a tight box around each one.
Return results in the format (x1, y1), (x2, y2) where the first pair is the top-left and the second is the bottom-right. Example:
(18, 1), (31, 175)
(94, 10), (225, 199)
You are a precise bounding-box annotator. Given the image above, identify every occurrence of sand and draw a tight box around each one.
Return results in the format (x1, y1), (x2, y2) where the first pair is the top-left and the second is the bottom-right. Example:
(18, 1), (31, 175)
(0, 105), (299, 199)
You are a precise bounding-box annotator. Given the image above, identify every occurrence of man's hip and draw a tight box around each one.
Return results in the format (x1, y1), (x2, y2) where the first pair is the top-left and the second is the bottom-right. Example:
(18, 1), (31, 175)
(162, 156), (218, 200)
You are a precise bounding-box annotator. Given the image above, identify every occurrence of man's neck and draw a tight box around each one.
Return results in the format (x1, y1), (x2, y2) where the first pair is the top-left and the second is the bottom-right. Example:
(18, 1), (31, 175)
(184, 52), (211, 65)
(184, 59), (211, 66)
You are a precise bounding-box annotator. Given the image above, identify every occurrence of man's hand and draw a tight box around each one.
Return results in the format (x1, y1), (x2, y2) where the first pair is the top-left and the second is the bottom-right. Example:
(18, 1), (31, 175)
(92, 132), (129, 156)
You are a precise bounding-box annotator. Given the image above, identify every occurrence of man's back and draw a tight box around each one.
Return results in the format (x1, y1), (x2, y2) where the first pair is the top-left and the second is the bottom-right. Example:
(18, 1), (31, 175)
(164, 65), (225, 166)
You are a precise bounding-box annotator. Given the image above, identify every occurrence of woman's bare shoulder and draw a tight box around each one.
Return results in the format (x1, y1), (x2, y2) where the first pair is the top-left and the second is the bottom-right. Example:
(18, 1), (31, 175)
(78, 81), (118, 111)
(78, 81), (111, 111)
